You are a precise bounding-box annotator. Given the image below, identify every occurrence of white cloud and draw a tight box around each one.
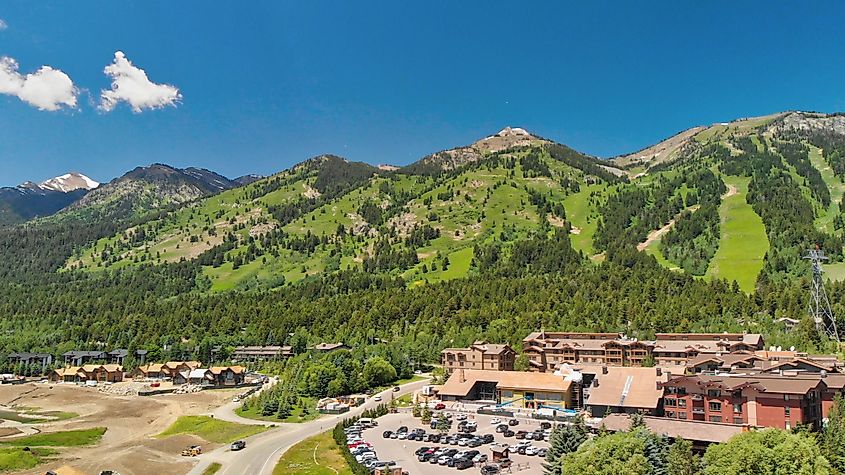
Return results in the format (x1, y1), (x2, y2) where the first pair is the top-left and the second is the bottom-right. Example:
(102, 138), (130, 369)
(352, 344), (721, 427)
(0, 56), (78, 111)
(99, 51), (181, 112)
(0, 19), (8, 31)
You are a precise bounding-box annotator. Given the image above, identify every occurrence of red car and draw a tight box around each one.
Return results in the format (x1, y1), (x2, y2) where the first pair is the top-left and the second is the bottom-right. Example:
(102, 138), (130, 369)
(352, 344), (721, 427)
(435, 403), (446, 410)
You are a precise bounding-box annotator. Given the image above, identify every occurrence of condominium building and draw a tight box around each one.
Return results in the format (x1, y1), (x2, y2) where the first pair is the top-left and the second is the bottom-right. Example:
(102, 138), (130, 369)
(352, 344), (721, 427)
(441, 341), (516, 373)
(522, 331), (765, 372)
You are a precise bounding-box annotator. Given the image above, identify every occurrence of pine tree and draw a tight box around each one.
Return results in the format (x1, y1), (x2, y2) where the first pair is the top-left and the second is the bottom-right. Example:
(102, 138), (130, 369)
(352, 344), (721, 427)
(544, 416), (588, 475)
(822, 394), (845, 472)
(667, 438), (700, 475)
(643, 433), (669, 475)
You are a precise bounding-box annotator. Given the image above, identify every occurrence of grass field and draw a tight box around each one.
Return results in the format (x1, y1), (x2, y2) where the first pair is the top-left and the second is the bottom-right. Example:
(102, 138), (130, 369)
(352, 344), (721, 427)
(0, 447), (55, 472)
(808, 145), (845, 233)
(156, 416), (268, 444)
(235, 397), (319, 424)
(824, 262), (845, 282)
(644, 238), (681, 272)
(273, 430), (353, 475)
(563, 183), (606, 255)
(0, 427), (105, 447)
(705, 176), (768, 292)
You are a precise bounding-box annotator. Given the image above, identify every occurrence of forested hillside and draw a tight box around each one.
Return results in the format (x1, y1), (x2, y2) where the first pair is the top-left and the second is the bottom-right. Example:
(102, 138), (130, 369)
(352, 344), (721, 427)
(2, 114), (845, 365)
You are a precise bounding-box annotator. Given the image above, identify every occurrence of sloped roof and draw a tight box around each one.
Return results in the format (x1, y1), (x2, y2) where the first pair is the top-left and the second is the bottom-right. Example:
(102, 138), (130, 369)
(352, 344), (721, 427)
(210, 365), (246, 375)
(665, 374), (825, 395)
(585, 367), (666, 410)
(438, 369), (571, 397)
(188, 368), (211, 379)
(600, 414), (744, 443)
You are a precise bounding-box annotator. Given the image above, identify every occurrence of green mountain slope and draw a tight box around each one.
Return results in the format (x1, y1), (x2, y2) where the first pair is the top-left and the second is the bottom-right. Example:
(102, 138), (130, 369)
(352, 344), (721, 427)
(17, 111), (845, 295)
(66, 130), (626, 290)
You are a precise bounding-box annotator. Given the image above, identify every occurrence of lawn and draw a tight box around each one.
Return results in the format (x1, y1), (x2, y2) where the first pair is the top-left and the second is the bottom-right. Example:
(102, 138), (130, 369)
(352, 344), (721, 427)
(705, 176), (768, 293)
(156, 416), (269, 444)
(0, 427), (105, 447)
(273, 430), (353, 475)
(236, 397), (320, 424)
(0, 447), (56, 472)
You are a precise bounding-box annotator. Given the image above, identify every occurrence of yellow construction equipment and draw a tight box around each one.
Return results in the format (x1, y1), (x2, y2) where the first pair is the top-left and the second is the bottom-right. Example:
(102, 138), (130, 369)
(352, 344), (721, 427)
(181, 445), (202, 456)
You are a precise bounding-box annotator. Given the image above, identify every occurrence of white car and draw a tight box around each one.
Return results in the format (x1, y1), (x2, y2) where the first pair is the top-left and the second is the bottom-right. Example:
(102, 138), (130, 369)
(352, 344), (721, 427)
(490, 418), (502, 425)
(456, 413), (467, 421)
(373, 395), (382, 401)
(525, 446), (540, 456)
(473, 454), (488, 463)
(397, 433), (407, 440)
(458, 439), (468, 446)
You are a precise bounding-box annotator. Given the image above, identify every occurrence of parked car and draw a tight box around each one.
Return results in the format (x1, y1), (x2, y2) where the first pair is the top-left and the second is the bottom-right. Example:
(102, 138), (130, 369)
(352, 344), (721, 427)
(537, 447), (548, 457)
(397, 426), (408, 433)
(503, 430), (515, 437)
(490, 418), (502, 425)
(540, 422), (552, 430)
(508, 419), (519, 426)
(454, 458), (474, 469)
(481, 465), (501, 475)
(382, 430), (392, 438)
(473, 453), (488, 463)
(482, 434), (494, 444)
(373, 395), (382, 401)
(414, 447), (431, 456)
(455, 413), (467, 420)
(393, 386), (400, 392)
(435, 403), (446, 410)
(230, 440), (246, 451)
(515, 431), (527, 439)
(496, 424), (509, 433)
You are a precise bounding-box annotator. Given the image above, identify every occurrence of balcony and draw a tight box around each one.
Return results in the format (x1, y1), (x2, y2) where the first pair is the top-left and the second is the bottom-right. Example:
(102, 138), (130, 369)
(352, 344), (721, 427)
(692, 408), (705, 414)
(690, 394), (703, 401)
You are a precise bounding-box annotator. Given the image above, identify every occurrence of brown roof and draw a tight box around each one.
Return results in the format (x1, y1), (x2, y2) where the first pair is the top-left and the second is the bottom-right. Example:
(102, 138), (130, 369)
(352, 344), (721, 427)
(442, 343), (514, 355)
(138, 363), (164, 373)
(210, 365), (246, 375)
(665, 374), (825, 395)
(686, 353), (762, 369)
(101, 364), (123, 373)
(163, 361), (202, 370)
(438, 369), (572, 398)
(585, 367), (667, 410)
(600, 414), (745, 443)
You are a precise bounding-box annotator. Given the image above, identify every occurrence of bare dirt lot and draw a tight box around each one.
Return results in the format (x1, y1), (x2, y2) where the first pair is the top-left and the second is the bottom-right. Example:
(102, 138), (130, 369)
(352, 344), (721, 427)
(0, 382), (240, 475)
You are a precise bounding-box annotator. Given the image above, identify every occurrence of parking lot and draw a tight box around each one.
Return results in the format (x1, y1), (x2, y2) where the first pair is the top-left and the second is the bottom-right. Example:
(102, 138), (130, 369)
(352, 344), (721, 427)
(361, 409), (549, 474)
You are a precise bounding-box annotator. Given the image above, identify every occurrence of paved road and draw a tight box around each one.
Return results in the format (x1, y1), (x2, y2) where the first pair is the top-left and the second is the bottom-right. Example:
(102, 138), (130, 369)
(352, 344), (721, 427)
(188, 378), (430, 475)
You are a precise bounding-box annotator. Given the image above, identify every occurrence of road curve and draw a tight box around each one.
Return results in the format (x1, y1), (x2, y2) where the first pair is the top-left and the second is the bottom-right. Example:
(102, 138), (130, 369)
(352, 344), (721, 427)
(187, 378), (430, 475)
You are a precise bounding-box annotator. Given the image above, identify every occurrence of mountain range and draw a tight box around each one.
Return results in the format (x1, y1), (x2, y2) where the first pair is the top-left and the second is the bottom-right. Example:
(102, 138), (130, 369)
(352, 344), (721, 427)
(4, 110), (845, 294)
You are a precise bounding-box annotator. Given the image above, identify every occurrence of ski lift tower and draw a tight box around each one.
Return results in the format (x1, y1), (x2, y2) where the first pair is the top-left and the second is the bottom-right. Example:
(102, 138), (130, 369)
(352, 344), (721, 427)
(804, 249), (839, 342)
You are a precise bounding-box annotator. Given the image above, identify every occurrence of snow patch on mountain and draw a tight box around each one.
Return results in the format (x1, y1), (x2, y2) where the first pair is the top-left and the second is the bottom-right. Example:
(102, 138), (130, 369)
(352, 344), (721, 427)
(39, 173), (100, 193)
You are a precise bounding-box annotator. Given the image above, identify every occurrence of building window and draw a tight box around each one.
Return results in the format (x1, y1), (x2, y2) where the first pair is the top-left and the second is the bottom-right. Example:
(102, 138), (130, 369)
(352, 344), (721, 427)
(733, 403), (742, 413)
(709, 416), (722, 423)
(665, 398), (677, 407)
(666, 411), (675, 418)
(707, 390), (721, 398)
(709, 402), (722, 411)
(678, 399), (687, 408)
(733, 417), (743, 424)
(785, 406), (791, 417)
(679, 412), (687, 420)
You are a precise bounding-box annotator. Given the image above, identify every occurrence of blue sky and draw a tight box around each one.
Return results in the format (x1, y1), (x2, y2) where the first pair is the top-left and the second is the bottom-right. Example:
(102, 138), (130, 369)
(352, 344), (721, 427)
(1, 2), (845, 186)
